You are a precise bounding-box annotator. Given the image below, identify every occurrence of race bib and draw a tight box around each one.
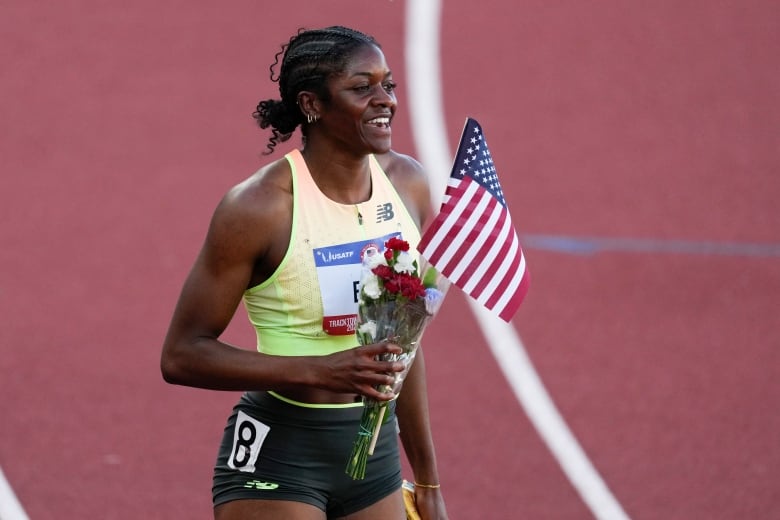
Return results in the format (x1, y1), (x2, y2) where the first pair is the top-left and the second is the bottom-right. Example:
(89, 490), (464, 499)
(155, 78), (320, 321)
(313, 232), (401, 335)
(227, 411), (270, 473)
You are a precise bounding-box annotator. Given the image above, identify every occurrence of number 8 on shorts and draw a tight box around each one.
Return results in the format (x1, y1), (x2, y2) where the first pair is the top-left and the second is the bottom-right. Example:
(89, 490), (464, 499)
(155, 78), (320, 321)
(228, 410), (270, 472)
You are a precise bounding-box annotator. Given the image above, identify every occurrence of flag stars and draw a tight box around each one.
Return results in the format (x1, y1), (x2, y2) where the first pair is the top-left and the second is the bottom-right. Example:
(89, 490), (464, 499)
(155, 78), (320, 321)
(452, 121), (504, 205)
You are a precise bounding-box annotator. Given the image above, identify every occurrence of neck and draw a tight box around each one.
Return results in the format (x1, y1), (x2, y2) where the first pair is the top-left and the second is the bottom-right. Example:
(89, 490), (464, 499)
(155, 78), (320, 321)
(300, 145), (372, 204)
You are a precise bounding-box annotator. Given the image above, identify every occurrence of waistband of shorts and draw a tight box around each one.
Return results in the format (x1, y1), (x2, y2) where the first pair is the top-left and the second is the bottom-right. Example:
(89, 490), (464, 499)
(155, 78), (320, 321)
(266, 390), (364, 409)
(241, 391), (396, 423)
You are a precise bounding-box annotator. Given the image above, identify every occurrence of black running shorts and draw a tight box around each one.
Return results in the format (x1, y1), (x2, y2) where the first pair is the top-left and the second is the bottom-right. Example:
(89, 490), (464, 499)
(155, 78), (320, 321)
(212, 391), (402, 516)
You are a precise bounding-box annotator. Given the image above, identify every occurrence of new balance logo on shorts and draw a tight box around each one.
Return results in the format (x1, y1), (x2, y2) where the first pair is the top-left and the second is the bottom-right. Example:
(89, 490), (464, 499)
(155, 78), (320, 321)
(244, 480), (279, 490)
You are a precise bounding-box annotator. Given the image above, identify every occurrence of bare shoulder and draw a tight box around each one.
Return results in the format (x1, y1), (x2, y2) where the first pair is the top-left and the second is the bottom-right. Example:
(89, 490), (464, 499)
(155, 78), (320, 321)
(374, 150), (432, 228)
(227, 155), (290, 202)
(375, 150), (425, 180)
(374, 150), (429, 197)
(214, 157), (291, 225)
(206, 156), (293, 268)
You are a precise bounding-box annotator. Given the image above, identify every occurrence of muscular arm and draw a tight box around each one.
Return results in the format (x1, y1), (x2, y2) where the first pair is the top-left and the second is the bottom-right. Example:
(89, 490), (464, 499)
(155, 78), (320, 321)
(396, 346), (442, 480)
(161, 168), (308, 390)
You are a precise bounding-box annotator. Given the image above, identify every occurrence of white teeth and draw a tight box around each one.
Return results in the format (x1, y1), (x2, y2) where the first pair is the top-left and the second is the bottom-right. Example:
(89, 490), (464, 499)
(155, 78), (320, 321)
(367, 117), (390, 126)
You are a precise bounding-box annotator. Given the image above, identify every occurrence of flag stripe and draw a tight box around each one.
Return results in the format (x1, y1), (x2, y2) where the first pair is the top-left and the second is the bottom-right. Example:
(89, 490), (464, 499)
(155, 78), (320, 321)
(419, 180), (465, 252)
(433, 183), (493, 271)
(462, 211), (515, 295)
(439, 177), (461, 206)
(458, 205), (511, 294)
(419, 181), (468, 261)
(476, 230), (520, 308)
(435, 189), (497, 280)
(448, 199), (504, 285)
(420, 180), (481, 266)
(496, 257), (530, 320)
(481, 243), (524, 313)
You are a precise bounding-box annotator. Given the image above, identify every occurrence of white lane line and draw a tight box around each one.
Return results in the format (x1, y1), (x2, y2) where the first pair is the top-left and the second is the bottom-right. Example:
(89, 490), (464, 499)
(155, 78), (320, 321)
(404, 0), (450, 204)
(468, 302), (630, 520)
(0, 467), (28, 520)
(404, 2), (630, 518)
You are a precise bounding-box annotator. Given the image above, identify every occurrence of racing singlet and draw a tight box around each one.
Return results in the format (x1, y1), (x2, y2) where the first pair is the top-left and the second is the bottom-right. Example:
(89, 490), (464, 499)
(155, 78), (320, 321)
(242, 149), (421, 357)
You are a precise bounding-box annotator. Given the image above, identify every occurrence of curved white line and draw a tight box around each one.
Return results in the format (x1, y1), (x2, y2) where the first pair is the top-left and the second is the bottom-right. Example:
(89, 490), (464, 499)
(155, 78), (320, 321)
(404, 2), (630, 519)
(0, 467), (28, 520)
(404, 0), (450, 207)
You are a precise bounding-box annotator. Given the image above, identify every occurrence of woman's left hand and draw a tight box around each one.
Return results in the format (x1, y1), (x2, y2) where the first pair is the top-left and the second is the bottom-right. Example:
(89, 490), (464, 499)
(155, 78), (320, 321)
(414, 486), (448, 520)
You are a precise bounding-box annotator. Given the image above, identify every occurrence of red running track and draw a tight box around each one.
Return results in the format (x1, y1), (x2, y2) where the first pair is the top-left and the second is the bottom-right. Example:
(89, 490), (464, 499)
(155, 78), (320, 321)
(1, 1), (779, 518)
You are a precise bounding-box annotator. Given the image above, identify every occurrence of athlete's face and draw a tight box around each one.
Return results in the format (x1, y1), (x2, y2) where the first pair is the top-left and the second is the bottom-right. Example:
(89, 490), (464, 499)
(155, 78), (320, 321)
(321, 44), (397, 155)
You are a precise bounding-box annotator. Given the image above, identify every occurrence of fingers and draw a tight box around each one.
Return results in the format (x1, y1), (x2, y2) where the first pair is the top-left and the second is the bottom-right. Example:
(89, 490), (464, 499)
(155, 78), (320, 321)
(354, 365), (402, 389)
(353, 344), (405, 400)
(363, 384), (397, 401)
(355, 342), (404, 369)
(362, 340), (404, 356)
(321, 342), (408, 398)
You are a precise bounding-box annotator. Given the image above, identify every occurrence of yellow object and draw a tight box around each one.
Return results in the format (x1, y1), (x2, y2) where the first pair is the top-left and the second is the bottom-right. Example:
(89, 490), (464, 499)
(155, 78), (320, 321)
(402, 480), (421, 520)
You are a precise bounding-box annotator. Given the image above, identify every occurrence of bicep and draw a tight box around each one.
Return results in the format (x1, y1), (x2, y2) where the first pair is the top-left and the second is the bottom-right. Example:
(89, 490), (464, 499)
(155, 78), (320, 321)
(170, 250), (251, 341)
(167, 199), (266, 342)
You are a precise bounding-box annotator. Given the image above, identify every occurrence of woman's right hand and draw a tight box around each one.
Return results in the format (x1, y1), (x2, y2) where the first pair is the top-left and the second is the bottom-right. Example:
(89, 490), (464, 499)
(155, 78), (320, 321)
(318, 341), (406, 400)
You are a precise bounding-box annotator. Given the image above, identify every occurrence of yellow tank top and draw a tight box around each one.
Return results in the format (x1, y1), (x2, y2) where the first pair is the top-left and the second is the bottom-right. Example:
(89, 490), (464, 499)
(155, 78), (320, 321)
(243, 149), (421, 356)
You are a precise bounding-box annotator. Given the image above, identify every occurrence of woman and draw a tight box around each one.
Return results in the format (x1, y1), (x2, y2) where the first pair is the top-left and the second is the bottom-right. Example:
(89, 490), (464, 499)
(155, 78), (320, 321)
(161, 26), (448, 519)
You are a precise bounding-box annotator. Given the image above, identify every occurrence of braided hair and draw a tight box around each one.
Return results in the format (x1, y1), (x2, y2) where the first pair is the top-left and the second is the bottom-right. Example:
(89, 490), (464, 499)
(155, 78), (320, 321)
(253, 26), (379, 155)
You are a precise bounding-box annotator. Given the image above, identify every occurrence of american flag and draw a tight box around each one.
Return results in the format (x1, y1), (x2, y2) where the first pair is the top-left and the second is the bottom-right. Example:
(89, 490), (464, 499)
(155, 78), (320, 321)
(417, 118), (529, 321)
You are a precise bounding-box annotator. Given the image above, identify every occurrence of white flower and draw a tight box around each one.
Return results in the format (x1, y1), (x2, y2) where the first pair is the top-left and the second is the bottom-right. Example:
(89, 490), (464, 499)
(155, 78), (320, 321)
(361, 275), (383, 300)
(358, 320), (377, 340)
(364, 251), (386, 269)
(393, 251), (416, 274)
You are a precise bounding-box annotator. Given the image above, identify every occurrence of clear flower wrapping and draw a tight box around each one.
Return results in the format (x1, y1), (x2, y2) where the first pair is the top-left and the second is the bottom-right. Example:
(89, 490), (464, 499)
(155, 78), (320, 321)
(346, 237), (446, 479)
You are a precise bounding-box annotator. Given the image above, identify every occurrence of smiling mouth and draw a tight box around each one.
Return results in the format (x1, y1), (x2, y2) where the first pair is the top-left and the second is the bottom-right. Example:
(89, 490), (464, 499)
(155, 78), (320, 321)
(366, 117), (391, 128)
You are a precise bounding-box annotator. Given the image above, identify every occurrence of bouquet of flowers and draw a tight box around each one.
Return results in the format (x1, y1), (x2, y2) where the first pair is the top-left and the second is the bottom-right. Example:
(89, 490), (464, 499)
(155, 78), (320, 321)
(345, 237), (445, 480)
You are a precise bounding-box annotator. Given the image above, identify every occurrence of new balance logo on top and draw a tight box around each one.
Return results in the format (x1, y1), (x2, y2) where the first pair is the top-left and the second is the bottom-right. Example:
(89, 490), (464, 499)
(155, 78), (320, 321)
(376, 202), (394, 223)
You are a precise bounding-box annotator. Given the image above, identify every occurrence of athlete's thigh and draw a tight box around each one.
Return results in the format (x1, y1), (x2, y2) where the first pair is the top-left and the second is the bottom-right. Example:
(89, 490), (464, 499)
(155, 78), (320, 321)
(339, 488), (405, 520)
(214, 498), (326, 520)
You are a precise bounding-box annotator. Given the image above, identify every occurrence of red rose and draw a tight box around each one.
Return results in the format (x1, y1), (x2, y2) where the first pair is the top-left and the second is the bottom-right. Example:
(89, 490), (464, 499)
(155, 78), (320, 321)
(384, 276), (400, 294)
(393, 273), (426, 299)
(372, 264), (394, 280)
(385, 237), (410, 252)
